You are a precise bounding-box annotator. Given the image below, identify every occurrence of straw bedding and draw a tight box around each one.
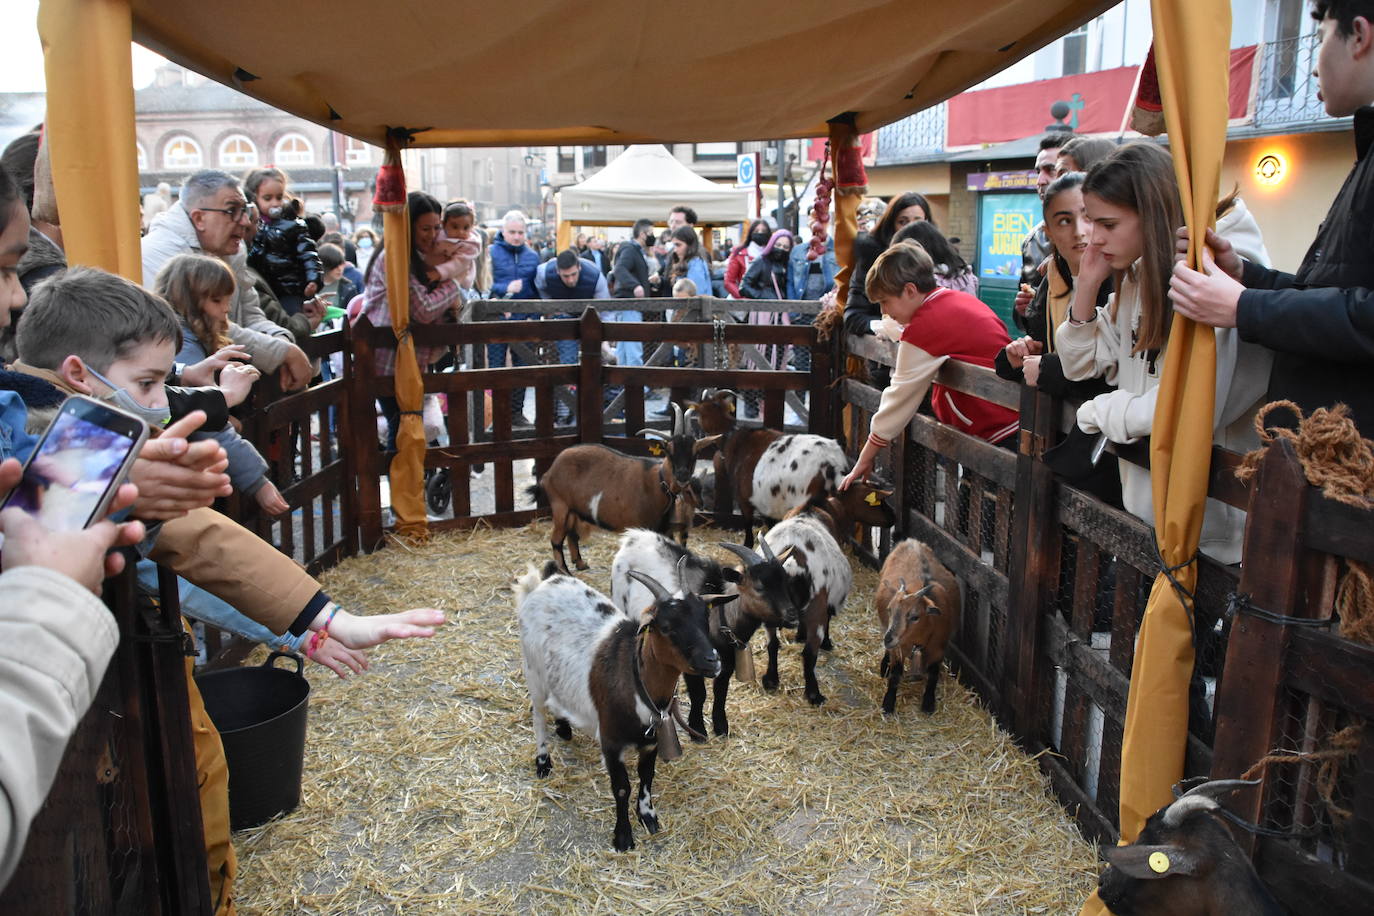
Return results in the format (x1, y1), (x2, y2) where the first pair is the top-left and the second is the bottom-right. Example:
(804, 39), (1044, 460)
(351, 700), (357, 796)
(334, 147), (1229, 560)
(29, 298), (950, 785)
(232, 523), (1100, 915)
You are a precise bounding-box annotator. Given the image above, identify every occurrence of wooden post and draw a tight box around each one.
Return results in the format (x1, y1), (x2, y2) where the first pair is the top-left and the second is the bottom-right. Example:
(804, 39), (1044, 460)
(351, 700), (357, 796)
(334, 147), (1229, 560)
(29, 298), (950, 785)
(349, 317), (385, 551)
(808, 320), (834, 436)
(147, 565), (214, 913)
(578, 307), (604, 444)
(1211, 438), (1311, 851)
(1004, 385), (1061, 736)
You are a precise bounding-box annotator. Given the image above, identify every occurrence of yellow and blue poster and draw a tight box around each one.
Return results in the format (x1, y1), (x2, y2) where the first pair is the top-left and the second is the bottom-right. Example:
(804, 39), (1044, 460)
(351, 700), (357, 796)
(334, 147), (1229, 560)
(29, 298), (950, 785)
(976, 192), (1040, 280)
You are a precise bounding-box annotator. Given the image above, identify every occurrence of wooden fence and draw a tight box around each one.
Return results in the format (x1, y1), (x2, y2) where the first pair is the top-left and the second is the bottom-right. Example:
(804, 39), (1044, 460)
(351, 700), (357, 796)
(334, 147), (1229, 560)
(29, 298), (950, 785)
(840, 331), (1372, 914)
(9, 304), (1372, 912)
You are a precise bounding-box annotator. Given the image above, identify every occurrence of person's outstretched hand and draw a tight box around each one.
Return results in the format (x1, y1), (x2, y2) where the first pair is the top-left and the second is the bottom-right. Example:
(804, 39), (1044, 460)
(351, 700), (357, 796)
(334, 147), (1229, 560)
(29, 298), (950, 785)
(309, 639), (369, 678)
(129, 411), (231, 520)
(839, 453), (874, 493)
(321, 607), (447, 650)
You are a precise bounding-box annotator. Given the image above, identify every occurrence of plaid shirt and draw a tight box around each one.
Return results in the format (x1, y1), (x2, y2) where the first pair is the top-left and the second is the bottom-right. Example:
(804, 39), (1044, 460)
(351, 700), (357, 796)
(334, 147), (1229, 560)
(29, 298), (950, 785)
(356, 255), (461, 376)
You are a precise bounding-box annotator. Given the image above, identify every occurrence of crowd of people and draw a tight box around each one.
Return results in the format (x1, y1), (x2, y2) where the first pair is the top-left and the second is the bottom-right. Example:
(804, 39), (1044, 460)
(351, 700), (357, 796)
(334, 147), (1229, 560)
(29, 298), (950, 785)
(2, 0), (1373, 908)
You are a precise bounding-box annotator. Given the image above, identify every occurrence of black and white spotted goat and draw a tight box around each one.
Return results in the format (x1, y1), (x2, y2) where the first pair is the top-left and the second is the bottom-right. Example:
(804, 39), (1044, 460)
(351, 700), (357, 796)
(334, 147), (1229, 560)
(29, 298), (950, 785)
(759, 503), (856, 707)
(610, 530), (806, 738)
(515, 560), (725, 851)
(1097, 777), (1283, 915)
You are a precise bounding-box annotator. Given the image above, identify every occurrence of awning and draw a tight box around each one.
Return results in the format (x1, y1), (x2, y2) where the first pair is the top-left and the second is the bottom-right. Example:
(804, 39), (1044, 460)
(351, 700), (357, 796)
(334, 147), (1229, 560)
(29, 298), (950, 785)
(559, 145), (749, 224)
(127, 0), (1118, 148)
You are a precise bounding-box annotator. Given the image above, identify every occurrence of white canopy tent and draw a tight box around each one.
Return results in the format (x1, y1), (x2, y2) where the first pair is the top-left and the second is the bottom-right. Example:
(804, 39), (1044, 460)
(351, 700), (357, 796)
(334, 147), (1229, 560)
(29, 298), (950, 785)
(557, 145), (751, 243)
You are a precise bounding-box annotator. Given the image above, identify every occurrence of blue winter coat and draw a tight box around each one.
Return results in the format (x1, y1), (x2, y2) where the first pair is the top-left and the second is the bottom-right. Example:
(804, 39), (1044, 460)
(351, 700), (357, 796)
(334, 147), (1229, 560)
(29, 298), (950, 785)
(489, 234), (541, 300)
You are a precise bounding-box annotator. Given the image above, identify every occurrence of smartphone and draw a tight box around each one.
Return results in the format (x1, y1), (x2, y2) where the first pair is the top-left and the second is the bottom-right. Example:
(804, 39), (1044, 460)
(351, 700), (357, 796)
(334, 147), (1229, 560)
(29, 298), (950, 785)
(0, 395), (149, 532)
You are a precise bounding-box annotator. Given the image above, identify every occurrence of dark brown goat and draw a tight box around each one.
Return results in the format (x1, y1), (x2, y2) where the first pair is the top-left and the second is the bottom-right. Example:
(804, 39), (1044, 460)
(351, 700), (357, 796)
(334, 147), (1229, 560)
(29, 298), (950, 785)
(874, 539), (961, 714)
(531, 404), (701, 571)
(1097, 778), (1283, 916)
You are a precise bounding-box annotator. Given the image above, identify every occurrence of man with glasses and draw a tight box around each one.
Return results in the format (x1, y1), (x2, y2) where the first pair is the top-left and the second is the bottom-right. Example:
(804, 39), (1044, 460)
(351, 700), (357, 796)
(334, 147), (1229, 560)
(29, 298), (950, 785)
(142, 169), (312, 390)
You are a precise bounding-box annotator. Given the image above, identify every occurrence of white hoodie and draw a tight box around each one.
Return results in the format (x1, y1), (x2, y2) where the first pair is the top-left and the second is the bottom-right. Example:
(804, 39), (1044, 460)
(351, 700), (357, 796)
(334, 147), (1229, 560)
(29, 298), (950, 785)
(1055, 198), (1273, 565)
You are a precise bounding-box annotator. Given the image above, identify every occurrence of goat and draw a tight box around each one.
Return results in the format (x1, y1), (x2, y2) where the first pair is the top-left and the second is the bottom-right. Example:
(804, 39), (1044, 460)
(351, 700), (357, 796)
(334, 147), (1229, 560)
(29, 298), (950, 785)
(515, 559), (725, 852)
(529, 403), (701, 571)
(758, 505), (854, 706)
(874, 539), (961, 714)
(1097, 778), (1283, 916)
(611, 531), (802, 738)
(689, 389), (894, 547)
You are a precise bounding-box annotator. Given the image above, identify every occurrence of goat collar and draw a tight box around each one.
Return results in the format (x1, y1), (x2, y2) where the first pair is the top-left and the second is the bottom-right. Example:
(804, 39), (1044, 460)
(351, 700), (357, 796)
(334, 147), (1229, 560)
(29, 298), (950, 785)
(631, 625), (704, 757)
(711, 600), (745, 650)
(656, 465), (682, 530)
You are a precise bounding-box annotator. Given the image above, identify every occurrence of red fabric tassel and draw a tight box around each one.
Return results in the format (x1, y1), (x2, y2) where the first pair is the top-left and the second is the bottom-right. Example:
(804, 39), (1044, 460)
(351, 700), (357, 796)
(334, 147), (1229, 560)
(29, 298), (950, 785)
(835, 139), (868, 197)
(1131, 45), (1166, 137)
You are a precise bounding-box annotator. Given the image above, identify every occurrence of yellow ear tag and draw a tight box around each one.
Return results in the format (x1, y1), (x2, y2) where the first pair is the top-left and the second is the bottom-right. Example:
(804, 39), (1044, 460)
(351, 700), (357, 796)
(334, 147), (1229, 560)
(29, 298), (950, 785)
(1148, 852), (1170, 874)
(865, 491), (882, 507)
(648, 443), (663, 455)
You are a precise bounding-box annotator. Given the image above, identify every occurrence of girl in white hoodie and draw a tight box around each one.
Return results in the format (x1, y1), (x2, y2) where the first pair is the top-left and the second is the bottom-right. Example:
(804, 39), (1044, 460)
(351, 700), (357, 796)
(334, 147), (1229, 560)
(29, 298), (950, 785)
(1056, 142), (1272, 565)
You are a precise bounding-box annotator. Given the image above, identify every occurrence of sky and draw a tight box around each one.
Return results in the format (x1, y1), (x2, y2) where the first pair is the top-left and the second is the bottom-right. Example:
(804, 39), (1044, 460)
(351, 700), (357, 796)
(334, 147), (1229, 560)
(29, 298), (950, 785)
(1, 0), (166, 93)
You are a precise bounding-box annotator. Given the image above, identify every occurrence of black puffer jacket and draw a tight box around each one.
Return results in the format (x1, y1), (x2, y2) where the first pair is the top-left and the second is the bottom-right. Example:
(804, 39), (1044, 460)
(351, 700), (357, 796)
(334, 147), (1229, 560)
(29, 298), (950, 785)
(1235, 105), (1374, 433)
(247, 200), (323, 299)
(842, 232), (885, 337)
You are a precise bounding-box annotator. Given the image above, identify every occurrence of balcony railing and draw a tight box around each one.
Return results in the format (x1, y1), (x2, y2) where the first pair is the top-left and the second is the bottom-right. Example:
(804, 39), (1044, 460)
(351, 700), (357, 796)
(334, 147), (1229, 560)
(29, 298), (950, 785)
(1253, 32), (1348, 131)
(875, 103), (948, 165)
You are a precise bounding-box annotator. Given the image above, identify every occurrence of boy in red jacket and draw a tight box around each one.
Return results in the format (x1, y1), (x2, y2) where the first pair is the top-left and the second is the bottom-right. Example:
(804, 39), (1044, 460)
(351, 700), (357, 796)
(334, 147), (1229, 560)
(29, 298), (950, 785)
(842, 241), (1019, 490)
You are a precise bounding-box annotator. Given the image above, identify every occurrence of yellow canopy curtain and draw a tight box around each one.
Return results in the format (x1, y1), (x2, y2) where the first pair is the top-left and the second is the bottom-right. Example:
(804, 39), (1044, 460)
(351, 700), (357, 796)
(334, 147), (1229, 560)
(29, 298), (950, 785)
(38, 0), (142, 278)
(1080, 0), (1230, 911)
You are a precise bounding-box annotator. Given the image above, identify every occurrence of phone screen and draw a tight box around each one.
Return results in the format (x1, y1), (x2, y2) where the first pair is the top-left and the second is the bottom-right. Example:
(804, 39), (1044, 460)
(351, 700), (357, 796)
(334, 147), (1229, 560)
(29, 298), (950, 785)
(5, 405), (142, 531)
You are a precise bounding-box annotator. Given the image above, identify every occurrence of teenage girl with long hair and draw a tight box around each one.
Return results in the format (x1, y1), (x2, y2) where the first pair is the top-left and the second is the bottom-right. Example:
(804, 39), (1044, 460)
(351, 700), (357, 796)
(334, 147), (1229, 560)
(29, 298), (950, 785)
(1056, 142), (1271, 564)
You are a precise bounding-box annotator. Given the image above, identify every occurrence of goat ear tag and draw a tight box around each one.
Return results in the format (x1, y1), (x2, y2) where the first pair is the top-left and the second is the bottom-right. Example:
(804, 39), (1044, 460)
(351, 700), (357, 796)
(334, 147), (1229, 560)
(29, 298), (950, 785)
(865, 492), (882, 507)
(648, 443), (663, 455)
(1148, 851), (1171, 874)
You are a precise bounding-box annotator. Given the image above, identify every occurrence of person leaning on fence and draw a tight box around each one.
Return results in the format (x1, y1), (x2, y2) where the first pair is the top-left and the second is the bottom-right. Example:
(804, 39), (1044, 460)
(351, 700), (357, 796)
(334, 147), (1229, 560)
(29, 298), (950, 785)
(8, 263), (447, 914)
(890, 220), (979, 297)
(841, 192), (934, 339)
(840, 241), (1019, 492)
(142, 169), (314, 392)
(1056, 142), (1272, 566)
(1169, 0), (1374, 438)
(537, 248), (610, 423)
(353, 191), (462, 453)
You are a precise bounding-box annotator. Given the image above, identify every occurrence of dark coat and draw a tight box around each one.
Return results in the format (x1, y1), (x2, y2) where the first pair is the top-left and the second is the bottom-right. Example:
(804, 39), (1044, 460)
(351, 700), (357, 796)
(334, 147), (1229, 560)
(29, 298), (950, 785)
(740, 253), (790, 300)
(842, 232), (885, 336)
(1235, 105), (1374, 433)
(611, 241), (650, 299)
(248, 207), (324, 298)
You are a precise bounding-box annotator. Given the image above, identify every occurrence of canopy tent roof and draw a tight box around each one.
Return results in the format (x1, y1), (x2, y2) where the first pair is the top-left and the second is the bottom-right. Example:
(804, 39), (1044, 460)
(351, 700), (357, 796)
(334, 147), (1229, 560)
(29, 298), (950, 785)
(558, 145), (750, 224)
(128, 0), (1118, 148)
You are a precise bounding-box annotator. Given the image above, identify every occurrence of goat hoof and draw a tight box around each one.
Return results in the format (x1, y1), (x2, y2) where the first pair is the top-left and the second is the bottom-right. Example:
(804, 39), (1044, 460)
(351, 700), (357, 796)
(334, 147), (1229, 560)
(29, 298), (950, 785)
(639, 814), (661, 835)
(882, 700), (897, 715)
(820, 636), (834, 651)
(807, 691), (826, 707)
(921, 700), (937, 715)
(613, 828), (635, 852)
(554, 719), (572, 741)
(688, 730), (709, 745)
(760, 675), (779, 692)
(575, 561), (590, 571)
(879, 657), (890, 677)
(713, 721), (729, 738)
(535, 754), (552, 777)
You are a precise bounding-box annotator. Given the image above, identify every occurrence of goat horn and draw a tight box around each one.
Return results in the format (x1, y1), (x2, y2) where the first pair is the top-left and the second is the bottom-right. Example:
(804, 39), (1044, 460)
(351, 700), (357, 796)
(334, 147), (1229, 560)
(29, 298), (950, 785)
(637, 429), (669, 442)
(720, 541), (764, 567)
(759, 536), (777, 563)
(1161, 778), (1259, 827)
(628, 570), (673, 606)
(913, 583), (935, 599)
(685, 406), (699, 434)
(671, 402), (684, 437)
(715, 389), (737, 400)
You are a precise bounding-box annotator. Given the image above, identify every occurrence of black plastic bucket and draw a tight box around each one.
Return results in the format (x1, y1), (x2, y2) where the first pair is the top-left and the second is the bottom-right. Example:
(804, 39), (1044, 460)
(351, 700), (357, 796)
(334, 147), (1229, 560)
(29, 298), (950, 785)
(196, 651), (310, 831)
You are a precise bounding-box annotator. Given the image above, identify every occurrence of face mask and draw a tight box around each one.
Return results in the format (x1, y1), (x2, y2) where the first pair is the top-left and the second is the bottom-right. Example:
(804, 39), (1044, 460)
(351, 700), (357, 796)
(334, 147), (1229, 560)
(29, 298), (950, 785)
(751, 231), (772, 246)
(84, 363), (171, 429)
(358, 237), (373, 249)
(770, 248), (790, 263)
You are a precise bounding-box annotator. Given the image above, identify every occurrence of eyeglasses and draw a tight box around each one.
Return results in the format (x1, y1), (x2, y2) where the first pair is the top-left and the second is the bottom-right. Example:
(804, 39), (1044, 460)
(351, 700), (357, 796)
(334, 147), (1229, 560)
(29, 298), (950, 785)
(198, 202), (257, 224)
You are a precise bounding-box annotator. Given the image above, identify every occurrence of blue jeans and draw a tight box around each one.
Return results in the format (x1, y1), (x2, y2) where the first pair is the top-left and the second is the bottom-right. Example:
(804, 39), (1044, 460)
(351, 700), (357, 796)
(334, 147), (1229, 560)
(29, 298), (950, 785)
(487, 311), (537, 416)
(603, 309), (643, 367)
(136, 559), (305, 653)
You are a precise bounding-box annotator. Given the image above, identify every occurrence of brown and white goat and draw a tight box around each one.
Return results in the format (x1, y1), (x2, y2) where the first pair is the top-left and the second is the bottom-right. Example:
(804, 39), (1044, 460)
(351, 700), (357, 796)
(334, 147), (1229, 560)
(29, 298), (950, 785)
(516, 559), (725, 852)
(530, 404), (703, 571)
(874, 539), (961, 715)
(610, 531), (801, 737)
(1097, 778), (1283, 916)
